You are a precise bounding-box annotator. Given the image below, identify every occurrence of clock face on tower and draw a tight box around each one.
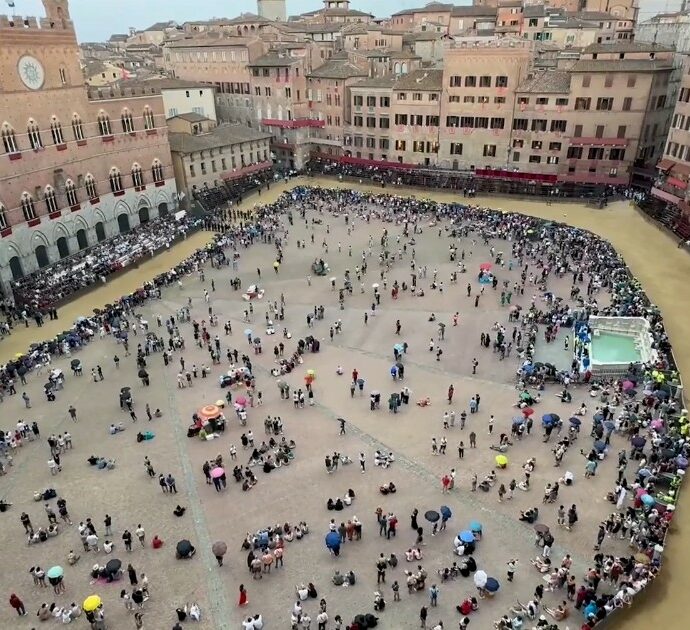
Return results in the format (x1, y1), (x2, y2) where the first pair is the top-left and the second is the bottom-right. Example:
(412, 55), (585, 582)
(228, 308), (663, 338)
(18, 55), (45, 90)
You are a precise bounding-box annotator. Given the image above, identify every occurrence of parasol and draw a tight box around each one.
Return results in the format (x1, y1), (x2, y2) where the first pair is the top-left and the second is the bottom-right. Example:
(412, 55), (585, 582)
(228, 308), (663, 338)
(211, 467), (225, 479)
(325, 531), (340, 549)
(329, 277), (337, 282)
(47, 566), (64, 579)
(641, 494), (656, 507)
(485, 577), (500, 593)
(425, 510), (440, 523)
(83, 595), (102, 613)
(215, 400), (225, 408)
(459, 530), (475, 543)
(473, 570), (488, 588)
(440, 506), (452, 519)
(593, 412), (604, 423)
(105, 558), (121, 574)
(212, 541), (228, 557)
(176, 539), (192, 556)
(121, 387), (131, 394)
(199, 404), (221, 420)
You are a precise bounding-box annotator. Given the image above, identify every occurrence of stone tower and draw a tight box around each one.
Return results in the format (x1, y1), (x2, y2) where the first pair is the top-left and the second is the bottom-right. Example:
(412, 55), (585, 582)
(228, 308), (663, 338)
(42, 0), (71, 27)
(257, 0), (287, 21)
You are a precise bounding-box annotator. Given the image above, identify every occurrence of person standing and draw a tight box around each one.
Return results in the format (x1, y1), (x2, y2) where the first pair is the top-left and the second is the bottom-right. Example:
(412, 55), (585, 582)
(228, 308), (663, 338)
(128, 564), (138, 586)
(359, 453), (366, 473)
(429, 584), (439, 607)
(9, 593), (26, 616)
(238, 584), (248, 607)
(420, 605), (428, 629)
(135, 524), (146, 547)
(104, 514), (113, 536)
(123, 529), (133, 552)
(68, 406), (77, 422)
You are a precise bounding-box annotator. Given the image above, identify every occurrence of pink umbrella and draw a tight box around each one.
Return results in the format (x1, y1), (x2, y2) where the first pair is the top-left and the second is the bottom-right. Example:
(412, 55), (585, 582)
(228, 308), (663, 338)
(235, 395), (248, 407)
(479, 263), (492, 271)
(210, 467), (225, 479)
(651, 419), (664, 431)
(622, 380), (634, 391)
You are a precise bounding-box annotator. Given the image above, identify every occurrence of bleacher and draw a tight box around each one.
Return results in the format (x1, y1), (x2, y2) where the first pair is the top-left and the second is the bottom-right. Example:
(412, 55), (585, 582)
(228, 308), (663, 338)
(193, 169), (275, 213)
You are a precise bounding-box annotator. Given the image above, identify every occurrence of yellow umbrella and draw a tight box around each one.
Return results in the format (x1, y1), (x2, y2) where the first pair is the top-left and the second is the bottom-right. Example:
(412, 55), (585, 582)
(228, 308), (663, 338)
(307, 369), (315, 376)
(83, 595), (102, 612)
(495, 454), (508, 467)
(215, 399), (225, 408)
(14, 353), (23, 358)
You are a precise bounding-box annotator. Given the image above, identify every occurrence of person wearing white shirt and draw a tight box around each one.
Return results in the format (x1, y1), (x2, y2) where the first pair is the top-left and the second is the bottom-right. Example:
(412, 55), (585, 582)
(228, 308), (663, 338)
(316, 611), (328, 630)
(241, 617), (255, 630)
(252, 614), (263, 630)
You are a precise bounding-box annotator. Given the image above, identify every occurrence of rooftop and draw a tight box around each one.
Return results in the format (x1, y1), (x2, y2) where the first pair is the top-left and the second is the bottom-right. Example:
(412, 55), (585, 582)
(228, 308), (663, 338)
(351, 76), (397, 89)
(248, 51), (301, 67)
(517, 70), (571, 93)
(571, 58), (674, 72)
(226, 13), (271, 25)
(122, 78), (216, 91)
(169, 112), (209, 123)
(143, 21), (178, 32)
(451, 6), (497, 17)
(307, 59), (367, 79)
(392, 3), (453, 16)
(168, 124), (272, 153)
(583, 41), (674, 54)
(393, 68), (443, 90)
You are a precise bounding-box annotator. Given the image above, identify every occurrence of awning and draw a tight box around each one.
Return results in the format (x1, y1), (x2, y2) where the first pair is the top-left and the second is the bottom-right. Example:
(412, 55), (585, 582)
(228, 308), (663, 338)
(339, 155), (417, 170)
(475, 169), (557, 183)
(222, 161), (272, 181)
(651, 186), (682, 204)
(657, 158), (675, 172)
(667, 176), (687, 190)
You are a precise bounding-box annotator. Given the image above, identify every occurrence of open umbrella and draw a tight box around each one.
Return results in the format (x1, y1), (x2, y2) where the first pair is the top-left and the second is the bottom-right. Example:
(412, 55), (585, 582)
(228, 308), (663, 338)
(211, 467), (224, 479)
(199, 404), (222, 420)
(512, 416), (525, 425)
(631, 436), (646, 448)
(47, 566), (64, 579)
(634, 553), (651, 565)
(469, 521), (482, 533)
(479, 263), (492, 271)
(234, 396), (248, 408)
(593, 440), (606, 453)
(212, 541), (228, 557)
(459, 530), (475, 543)
(394, 343), (404, 353)
(542, 414), (556, 425)
(521, 407), (534, 417)
(534, 523), (550, 535)
(641, 494), (656, 507)
(495, 454), (508, 467)
(70, 359), (80, 368)
(473, 570), (488, 588)
(569, 417), (581, 426)
(138, 369), (148, 378)
(121, 387), (131, 394)
(176, 539), (192, 557)
(622, 380), (635, 391)
(593, 412), (604, 423)
(325, 531), (340, 549)
(105, 559), (121, 574)
(244, 329), (253, 337)
(425, 510), (440, 523)
(372, 283), (379, 289)
(485, 577), (500, 593)
(440, 506), (452, 519)
(44, 382), (54, 391)
(83, 595), (102, 613)
(650, 419), (664, 431)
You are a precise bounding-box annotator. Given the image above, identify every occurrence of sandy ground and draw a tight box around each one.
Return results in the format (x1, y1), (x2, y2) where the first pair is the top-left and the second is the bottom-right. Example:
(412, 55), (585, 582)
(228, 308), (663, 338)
(0, 178), (687, 630)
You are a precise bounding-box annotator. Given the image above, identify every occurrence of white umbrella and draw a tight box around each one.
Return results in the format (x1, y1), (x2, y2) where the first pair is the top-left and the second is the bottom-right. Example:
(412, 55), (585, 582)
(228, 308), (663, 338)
(372, 283), (380, 289)
(473, 570), (488, 588)
(330, 277), (337, 282)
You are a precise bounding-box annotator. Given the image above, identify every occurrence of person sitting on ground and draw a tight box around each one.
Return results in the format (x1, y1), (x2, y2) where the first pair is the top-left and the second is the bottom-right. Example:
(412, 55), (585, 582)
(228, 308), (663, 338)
(544, 601), (568, 621)
(530, 556), (552, 573)
(67, 550), (80, 565)
(151, 535), (163, 549)
(332, 570), (345, 586)
(334, 497), (344, 511)
(307, 583), (318, 599)
(173, 505), (186, 517)
(295, 584), (308, 601)
(519, 507), (539, 524)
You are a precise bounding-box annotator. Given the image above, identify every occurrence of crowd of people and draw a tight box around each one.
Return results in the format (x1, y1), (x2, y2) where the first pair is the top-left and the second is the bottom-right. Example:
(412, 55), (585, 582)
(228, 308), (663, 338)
(0, 176), (685, 630)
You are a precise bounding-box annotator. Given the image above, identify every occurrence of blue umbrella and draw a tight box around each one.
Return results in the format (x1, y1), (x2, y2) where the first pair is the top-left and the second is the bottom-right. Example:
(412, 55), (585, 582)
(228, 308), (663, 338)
(512, 416), (525, 425)
(459, 530), (474, 543)
(569, 417), (581, 426)
(593, 412), (604, 423)
(604, 420), (615, 431)
(325, 531), (340, 549)
(440, 506), (452, 519)
(542, 414), (555, 426)
(485, 577), (500, 592)
(593, 440), (606, 453)
(394, 343), (404, 353)
(244, 329), (253, 336)
(641, 494), (655, 507)
(469, 521), (482, 533)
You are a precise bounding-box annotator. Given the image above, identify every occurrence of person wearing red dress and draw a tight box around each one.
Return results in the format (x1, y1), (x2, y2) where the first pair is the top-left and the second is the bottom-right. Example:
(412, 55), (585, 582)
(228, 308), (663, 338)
(238, 584), (248, 606)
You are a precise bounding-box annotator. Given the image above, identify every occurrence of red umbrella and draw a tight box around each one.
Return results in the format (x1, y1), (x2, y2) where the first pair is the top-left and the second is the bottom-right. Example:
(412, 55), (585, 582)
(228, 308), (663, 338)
(521, 407), (535, 417)
(479, 263), (492, 271)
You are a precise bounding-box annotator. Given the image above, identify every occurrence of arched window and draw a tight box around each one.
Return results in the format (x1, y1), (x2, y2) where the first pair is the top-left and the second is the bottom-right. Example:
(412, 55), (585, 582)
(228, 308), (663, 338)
(72, 113), (85, 141)
(97, 112), (112, 136)
(21, 192), (36, 221)
(85, 173), (98, 199)
(27, 119), (43, 149)
(1, 123), (18, 154)
(0, 202), (7, 229)
(151, 159), (164, 183)
(109, 167), (123, 193)
(44, 185), (58, 212)
(65, 179), (78, 206)
(59, 66), (68, 85)
(121, 108), (135, 133)
(131, 163), (144, 187)
(50, 116), (65, 145)
(143, 107), (155, 130)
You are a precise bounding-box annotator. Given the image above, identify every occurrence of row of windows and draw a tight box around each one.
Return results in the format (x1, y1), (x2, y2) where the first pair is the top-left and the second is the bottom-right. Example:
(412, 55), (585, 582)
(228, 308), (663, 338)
(188, 151), (268, 178)
(517, 97), (569, 107)
(513, 118), (567, 133)
(565, 147), (627, 160)
(215, 82), (251, 95)
(449, 75), (509, 88)
(447, 116), (506, 130)
(309, 91), (343, 106)
(666, 142), (690, 162)
(1, 108), (156, 154)
(672, 113), (690, 132)
(449, 95), (506, 105)
(251, 67), (298, 78)
(352, 96), (390, 108)
(172, 49), (249, 63)
(0, 162), (165, 227)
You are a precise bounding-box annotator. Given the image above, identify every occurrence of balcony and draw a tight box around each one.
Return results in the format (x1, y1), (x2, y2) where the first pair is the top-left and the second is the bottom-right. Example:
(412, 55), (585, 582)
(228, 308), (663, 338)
(222, 161), (272, 181)
(261, 118), (325, 129)
(569, 137), (628, 147)
(651, 185), (682, 204)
